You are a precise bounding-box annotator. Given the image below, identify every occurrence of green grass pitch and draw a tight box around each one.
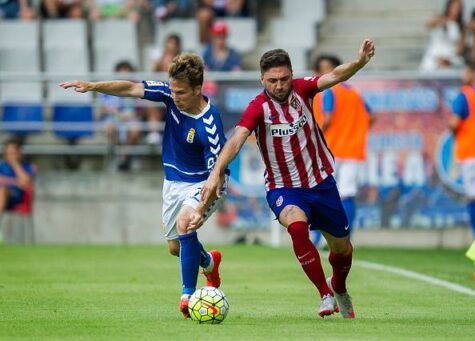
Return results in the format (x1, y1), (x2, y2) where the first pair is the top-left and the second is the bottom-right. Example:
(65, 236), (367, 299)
(1, 245), (474, 340)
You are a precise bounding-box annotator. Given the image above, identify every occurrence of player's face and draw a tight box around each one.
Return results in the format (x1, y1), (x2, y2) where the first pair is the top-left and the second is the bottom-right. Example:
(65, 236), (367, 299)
(261, 66), (293, 103)
(169, 78), (201, 112)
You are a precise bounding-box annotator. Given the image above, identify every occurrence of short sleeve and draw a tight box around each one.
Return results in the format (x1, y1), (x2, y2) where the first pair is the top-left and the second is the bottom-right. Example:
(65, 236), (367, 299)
(293, 76), (321, 100)
(322, 89), (335, 114)
(452, 92), (469, 120)
(236, 99), (263, 132)
(142, 80), (172, 103)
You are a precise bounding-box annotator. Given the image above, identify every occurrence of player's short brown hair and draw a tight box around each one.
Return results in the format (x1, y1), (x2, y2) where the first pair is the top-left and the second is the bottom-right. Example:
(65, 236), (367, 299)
(260, 49), (293, 74)
(168, 53), (204, 88)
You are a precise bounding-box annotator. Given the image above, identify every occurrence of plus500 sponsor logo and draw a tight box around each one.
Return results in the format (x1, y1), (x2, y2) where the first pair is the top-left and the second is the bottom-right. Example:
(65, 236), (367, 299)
(270, 114), (307, 137)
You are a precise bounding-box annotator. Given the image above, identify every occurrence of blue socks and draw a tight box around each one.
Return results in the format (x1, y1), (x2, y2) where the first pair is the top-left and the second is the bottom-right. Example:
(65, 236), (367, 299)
(179, 232), (201, 296)
(342, 197), (356, 234)
(468, 200), (475, 238)
(179, 232), (212, 295)
(199, 242), (211, 268)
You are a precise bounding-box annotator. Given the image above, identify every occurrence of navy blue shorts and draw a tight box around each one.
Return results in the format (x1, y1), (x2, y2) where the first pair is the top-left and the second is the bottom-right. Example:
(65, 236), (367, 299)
(266, 175), (349, 238)
(5, 186), (24, 210)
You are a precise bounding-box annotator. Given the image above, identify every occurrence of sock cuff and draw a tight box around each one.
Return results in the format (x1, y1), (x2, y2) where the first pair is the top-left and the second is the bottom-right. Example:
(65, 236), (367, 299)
(287, 221), (309, 235)
(178, 231), (198, 241)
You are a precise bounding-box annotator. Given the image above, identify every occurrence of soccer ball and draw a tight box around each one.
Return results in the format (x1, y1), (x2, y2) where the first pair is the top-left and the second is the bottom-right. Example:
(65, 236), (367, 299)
(188, 286), (229, 324)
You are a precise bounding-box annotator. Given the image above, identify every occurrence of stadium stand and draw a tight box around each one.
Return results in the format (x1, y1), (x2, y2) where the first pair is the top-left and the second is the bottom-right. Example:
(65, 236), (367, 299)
(313, 0), (445, 70)
(0, 21), (43, 136)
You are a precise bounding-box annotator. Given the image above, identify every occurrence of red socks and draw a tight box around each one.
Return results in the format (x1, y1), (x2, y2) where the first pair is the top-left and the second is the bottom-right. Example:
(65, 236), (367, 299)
(287, 221), (332, 297)
(329, 243), (353, 294)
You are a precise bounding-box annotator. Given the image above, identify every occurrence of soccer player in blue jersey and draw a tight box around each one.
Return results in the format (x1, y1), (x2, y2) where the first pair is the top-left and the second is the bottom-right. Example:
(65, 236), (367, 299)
(60, 53), (228, 318)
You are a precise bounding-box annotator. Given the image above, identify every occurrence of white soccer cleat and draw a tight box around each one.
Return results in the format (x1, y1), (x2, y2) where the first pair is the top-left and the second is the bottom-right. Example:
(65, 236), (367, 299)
(327, 277), (355, 318)
(318, 294), (338, 318)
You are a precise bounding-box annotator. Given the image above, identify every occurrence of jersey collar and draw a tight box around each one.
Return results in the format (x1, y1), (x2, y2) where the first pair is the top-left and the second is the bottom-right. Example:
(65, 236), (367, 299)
(179, 96), (211, 119)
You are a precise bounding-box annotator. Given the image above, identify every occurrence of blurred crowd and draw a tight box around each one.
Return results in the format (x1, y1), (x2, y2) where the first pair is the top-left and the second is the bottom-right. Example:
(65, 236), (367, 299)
(0, 0), (248, 45)
(421, 0), (475, 71)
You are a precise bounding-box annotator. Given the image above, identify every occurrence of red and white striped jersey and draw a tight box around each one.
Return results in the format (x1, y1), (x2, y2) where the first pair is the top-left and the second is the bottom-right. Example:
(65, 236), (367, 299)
(237, 77), (335, 191)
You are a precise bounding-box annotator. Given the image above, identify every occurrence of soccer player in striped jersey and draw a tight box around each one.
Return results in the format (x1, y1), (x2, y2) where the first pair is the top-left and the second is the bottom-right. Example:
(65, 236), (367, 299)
(60, 53), (228, 319)
(202, 39), (375, 319)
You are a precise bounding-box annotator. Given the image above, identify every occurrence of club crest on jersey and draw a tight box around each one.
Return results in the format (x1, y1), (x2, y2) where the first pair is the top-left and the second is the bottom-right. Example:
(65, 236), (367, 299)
(276, 196), (283, 207)
(270, 114), (308, 137)
(186, 128), (196, 143)
(290, 96), (302, 112)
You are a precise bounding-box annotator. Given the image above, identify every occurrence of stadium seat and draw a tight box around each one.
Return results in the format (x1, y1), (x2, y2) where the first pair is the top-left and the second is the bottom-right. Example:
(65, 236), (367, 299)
(51, 105), (95, 140)
(270, 18), (317, 49)
(222, 18), (257, 53)
(43, 20), (89, 73)
(1, 104), (44, 135)
(93, 20), (139, 71)
(280, 0), (326, 23)
(156, 19), (200, 53)
(0, 21), (38, 49)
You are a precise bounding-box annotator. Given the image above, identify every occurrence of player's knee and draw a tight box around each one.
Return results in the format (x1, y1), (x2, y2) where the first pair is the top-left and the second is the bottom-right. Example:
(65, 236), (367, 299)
(279, 205), (307, 227)
(330, 238), (352, 254)
(176, 216), (191, 235)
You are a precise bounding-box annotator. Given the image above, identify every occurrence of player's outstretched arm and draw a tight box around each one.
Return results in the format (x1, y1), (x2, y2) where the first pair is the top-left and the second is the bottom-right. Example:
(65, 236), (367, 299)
(201, 126), (251, 205)
(317, 39), (375, 91)
(59, 80), (145, 98)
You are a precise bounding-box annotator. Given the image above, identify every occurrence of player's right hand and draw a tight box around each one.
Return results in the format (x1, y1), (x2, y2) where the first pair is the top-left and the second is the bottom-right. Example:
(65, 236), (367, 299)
(201, 172), (224, 206)
(59, 80), (92, 93)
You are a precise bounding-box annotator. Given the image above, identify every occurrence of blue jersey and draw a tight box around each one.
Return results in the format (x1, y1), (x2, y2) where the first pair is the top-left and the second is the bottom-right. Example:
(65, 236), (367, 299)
(142, 80), (227, 183)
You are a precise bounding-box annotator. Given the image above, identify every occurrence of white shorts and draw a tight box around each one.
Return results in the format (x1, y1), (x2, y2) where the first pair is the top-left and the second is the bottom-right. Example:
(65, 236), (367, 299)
(461, 159), (475, 199)
(333, 159), (362, 198)
(162, 177), (228, 240)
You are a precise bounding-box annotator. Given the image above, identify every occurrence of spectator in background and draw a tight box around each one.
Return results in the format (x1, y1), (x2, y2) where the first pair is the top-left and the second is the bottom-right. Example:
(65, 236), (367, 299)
(100, 61), (142, 171)
(40, 0), (84, 19)
(0, 0), (35, 20)
(420, 0), (465, 71)
(145, 34), (182, 146)
(449, 61), (475, 239)
(88, 0), (139, 21)
(149, 0), (194, 21)
(203, 20), (241, 71)
(151, 33), (182, 72)
(197, 0), (248, 44)
(0, 139), (35, 214)
(312, 54), (373, 243)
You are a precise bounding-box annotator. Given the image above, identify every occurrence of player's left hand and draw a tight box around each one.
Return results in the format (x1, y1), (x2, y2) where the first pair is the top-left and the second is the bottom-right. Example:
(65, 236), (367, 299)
(358, 39), (375, 65)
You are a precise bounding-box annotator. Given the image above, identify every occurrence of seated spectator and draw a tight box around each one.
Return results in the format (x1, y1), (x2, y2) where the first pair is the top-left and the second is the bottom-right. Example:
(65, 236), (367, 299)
(0, 0), (36, 20)
(0, 139), (35, 215)
(202, 20), (241, 71)
(151, 33), (182, 72)
(40, 0), (84, 19)
(149, 0), (194, 21)
(420, 0), (465, 71)
(88, 0), (139, 22)
(197, 0), (248, 43)
(100, 61), (142, 171)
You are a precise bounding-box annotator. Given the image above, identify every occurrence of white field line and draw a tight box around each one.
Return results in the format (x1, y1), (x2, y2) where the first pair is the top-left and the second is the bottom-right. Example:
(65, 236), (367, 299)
(355, 259), (475, 297)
